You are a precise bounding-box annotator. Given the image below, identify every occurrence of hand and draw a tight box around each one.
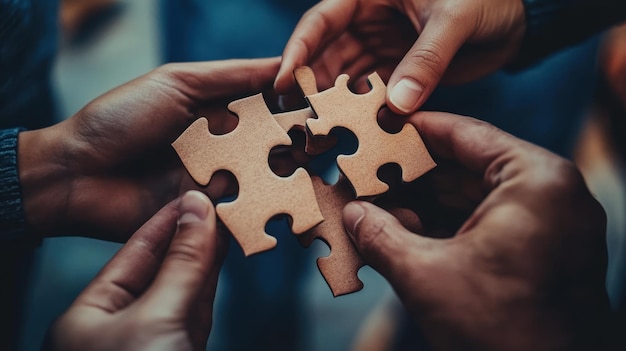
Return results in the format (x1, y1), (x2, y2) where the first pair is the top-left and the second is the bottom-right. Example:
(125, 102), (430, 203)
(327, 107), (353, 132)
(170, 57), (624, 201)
(274, 0), (525, 114)
(18, 58), (280, 241)
(45, 191), (227, 351)
(342, 112), (613, 349)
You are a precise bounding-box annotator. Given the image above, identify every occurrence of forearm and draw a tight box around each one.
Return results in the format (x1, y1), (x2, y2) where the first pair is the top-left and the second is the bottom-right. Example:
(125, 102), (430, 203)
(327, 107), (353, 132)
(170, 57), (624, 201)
(514, 0), (626, 68)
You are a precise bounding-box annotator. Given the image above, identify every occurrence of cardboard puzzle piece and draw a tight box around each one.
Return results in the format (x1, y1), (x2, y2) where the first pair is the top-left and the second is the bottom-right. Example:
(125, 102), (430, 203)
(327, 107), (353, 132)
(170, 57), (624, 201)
(294, 66), (437, 198)
(299, 176), (365, 297)
(273, 107), (337, 155)
(300, 176), (423, 297)
(172, 93), (324, 256)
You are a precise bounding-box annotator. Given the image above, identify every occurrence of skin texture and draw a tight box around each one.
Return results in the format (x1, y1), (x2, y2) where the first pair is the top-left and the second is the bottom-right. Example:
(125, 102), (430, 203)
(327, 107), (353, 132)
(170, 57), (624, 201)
(342, 112), (613, 350)
(45, 191), (228, 351)
(18, 58), (281, 241)
(274, 0), (525, 114)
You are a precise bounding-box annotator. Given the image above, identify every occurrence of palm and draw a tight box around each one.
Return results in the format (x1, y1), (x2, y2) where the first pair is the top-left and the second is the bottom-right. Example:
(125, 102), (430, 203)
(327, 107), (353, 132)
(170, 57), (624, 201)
(47, 59), (279, 242)
(307, 3), (416, 91)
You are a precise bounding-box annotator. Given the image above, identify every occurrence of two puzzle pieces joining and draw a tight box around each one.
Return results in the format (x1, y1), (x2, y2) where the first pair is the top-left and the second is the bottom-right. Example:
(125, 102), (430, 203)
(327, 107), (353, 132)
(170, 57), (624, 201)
(172, 67), (436, 296)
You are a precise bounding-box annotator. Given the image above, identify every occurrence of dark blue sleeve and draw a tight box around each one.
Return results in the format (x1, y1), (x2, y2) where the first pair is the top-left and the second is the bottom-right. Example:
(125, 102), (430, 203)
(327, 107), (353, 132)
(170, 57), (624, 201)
(0, 128), (29, 242)
(1, 0), (58, 130)
(513, 0), (626, 68)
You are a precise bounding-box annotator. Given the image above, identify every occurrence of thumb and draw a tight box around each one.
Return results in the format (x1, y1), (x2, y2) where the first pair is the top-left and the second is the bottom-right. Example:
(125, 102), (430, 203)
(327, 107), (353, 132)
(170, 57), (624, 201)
(142, 191), (222, 316)
(343, 201), (431, 287)
(387, 18), (468, 114)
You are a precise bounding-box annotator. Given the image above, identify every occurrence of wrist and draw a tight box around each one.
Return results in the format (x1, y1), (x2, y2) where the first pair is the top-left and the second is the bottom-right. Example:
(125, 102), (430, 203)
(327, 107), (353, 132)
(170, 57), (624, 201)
(18, 126), (73, 238)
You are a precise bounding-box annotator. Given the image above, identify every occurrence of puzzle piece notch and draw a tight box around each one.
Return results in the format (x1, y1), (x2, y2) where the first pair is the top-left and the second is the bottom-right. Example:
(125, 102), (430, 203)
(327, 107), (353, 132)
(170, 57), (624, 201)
(295, 66), (437, 198)
(300, 176), (424, 297)
(172, 93), (324, 256)
(273, 107), (337, 155)
(299, 176), (365, 296)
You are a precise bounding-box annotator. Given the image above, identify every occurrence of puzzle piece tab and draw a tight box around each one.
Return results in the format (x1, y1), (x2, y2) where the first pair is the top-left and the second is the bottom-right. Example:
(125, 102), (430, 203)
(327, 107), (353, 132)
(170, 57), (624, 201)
(300, 176), (424, 297)
(299, 176), (365, 296)
(273, 107), (337, 155)
(172, 94), (324, 256)
(295, 67), (436, 197)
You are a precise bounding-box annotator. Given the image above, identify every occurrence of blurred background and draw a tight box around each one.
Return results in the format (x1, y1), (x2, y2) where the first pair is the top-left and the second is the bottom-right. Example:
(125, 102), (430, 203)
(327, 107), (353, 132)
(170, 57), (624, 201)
(12, 0), (626, 350)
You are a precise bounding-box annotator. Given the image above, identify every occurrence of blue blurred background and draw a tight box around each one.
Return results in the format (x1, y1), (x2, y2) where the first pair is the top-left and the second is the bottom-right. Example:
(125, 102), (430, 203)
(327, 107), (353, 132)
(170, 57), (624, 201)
(14, 1), (626, 350)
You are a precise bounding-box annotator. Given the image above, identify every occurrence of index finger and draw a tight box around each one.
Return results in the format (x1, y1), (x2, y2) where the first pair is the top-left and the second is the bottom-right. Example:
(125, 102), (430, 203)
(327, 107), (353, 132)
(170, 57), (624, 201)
(274, 0), (358, 93)
(408, 112), (541, 182)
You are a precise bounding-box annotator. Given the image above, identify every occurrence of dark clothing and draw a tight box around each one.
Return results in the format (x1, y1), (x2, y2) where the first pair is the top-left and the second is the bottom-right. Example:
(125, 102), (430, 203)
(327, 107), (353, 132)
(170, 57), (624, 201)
(1, 1), (58, 349)
(515, 0), (626, 68)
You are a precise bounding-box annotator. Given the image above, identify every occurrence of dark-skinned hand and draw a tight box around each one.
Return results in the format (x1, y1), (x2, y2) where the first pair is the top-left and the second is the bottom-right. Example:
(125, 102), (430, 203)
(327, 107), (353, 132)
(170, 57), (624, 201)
(343, 112), (613, 350)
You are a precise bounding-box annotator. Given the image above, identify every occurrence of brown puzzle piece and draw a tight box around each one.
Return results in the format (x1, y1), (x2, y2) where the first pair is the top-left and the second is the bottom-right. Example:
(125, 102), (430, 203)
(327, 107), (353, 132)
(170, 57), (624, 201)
(299, 176), (365, 297)
(300, 176), (423, 297)
(172, 93), (324, 256)
(294, 66), (437, 198)
(273, 107), (337, 155)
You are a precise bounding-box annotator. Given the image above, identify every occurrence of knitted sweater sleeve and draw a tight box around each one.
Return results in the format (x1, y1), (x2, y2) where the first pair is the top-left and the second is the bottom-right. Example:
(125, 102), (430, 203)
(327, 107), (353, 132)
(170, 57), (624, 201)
(0, 128), (28, 242)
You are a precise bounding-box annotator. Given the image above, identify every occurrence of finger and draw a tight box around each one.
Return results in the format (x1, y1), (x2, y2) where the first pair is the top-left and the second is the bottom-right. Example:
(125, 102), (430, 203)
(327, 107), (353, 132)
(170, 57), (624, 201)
(408, 111), (530, 177)
(142, 191), (223, 317)
(343, 201), (434, 289)
(157, 57), (281, 103)
(189, 228), (230, 348)
(387, 17), (469, 114)
(274, 0), (358, 93)
(73, 198), (181, 312)
(74, 57), (282, 163)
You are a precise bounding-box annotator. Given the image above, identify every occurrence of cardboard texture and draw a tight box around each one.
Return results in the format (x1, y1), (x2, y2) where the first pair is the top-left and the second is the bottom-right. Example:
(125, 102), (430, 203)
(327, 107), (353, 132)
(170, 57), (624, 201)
(294, 66), (437, 198)
(299, 176), (366, 297)
(172, 93), (323, 256)
(300, 176), (424, 296)
(172, 67), (437, 296)
(273, 107), (337, 155)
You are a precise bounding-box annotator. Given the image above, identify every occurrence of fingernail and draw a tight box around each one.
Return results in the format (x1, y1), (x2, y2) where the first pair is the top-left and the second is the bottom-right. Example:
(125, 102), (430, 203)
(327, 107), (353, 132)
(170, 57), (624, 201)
(178, 191), (210, 224)
(343, 202), (365, 241)
(389, 78), (423, 113)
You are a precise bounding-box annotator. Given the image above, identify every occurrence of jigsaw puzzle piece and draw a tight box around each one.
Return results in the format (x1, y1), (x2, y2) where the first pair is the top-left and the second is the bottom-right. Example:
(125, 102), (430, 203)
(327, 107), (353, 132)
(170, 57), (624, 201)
(336, 122), (435, 197)
(300, 176), (365, 296)
(294, 66), (436, 198)
(173, 93), (323, 256)
(273, 107), (337, 155)
(219, 168), (323, 256)
(301, 176), (425, 297)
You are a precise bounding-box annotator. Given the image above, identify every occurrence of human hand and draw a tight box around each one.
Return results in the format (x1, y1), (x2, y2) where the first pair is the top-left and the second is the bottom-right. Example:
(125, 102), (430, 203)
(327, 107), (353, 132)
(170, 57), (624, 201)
(18, 58), (280, 241)
(274, 0), (525, 114)
(343, 112), (612, 349)
(45, 190), (226, 351)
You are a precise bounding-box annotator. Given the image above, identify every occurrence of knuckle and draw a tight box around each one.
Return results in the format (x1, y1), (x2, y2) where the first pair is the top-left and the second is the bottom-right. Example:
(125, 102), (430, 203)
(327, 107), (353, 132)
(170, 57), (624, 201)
(528, 157), (583, 193)
(431, 0), (473, 25)
(166, 234), (208, 271)
(524, 155), (606, 222)
(450, 117), (504, 158)
(153, 63), (195, 92)
(303, 8), (333, 33)
(357, 216), (394, 256)
(406, 45), (446, 85)
(154, 62), (179, 77)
